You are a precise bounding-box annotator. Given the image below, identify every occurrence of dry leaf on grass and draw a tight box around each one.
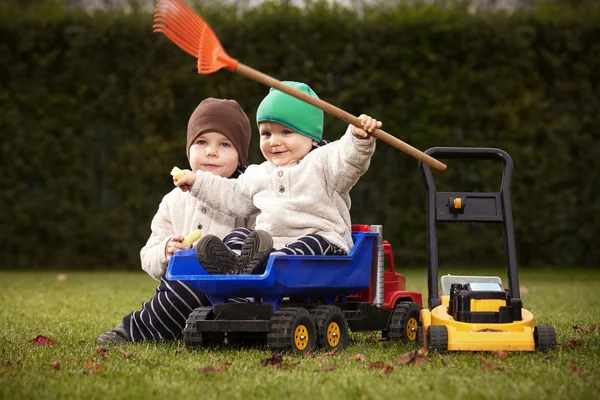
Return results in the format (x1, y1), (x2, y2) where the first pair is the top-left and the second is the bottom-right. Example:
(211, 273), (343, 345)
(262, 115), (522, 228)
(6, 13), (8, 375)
(197, 362), (231, 375)
(56, 273), (68, 282)
(83, 360), (102, 375)
(315, 349), (341, 360)
(262, 353), (284, 367)
(28, 335), (56, 346)
(47, 361), (60, 371)
(572, 324), (599, 334)
(349, 353), (367, 362)
(563, 338), (584, 347)
(568, 365), (584, 378)
(520, 286), (529, 294)
(379, 365), (394, 375)
(95, 348), (109, 359)
(492, 350), (509, 360)
(395, 349), (429, 366)
(119, 349), (132, 359)
(12, 353), (24, 367)
(478, 355), (508, 371)
(314, 365), (337, 373)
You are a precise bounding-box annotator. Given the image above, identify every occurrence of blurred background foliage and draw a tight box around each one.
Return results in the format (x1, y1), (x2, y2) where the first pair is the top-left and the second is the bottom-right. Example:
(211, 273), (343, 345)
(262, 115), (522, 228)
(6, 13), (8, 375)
(1, 0), (598, 270)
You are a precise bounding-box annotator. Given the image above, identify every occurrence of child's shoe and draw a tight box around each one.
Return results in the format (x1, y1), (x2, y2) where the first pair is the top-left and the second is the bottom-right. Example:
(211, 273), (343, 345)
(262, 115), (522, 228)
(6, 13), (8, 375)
(96, 323), (131, 345)
(196, 234), (238, 275)
(236, 230), (273, 274)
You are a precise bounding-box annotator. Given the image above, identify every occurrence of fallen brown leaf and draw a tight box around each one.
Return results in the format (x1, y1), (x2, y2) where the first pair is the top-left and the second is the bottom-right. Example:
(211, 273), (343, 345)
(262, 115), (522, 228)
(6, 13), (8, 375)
(314, 365), (337, 373)
(568, 365), (584, 378)
(95, 348), (109, 359)
(396, 351), (417, 365)
(11, 353), (24, 367)
(572, 324), (598, 334)
(48, 361), (60, 371)
(197, 362), (231, 374)
(56, 273), (68, 282)
(379, 365), (394, 375)
(563, 338), (584, 347)
(28, 335), (56, 346)
(262, 353), (284, 367)
(370, 337), (388, 343)
(492, 350), (509, 360)
(315, 349), (341, 360)
(67, 356), (76, 362)
(369, 361), (386, 369)
(349, 353), (367, 362)
(520, 286), (529, 294)
(396, 350), (429, 366)
(83, 360), (102, 375)
(119, 349), (132, 359)
(417, 346), (429, 357)
(478, 355), (508, 371)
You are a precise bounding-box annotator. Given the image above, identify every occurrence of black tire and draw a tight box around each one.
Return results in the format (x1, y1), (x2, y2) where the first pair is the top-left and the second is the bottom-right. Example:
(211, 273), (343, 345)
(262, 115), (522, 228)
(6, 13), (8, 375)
(534, 326), (556, 352)
(387, 301), (422, 344)
(183, 306), (224, 349)
(267, 307), (316, 355)
(426, 325), (448, 353)
(311, 305), (349, 351)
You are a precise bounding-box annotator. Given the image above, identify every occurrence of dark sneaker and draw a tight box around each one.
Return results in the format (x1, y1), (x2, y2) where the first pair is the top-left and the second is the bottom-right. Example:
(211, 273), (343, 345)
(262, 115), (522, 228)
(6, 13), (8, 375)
(236, 230), (273, 274)
(96, 323), (131, 345)
(196, 234), (238, 275)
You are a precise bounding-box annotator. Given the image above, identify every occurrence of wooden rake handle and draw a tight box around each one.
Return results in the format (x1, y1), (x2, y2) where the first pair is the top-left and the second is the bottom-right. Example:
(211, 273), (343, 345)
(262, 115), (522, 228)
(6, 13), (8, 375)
(236, 63), (447, 172)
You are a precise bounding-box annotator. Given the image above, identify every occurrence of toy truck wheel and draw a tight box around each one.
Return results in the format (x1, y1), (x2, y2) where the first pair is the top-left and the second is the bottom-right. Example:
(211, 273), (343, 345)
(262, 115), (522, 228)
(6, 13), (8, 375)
(183, 306), (224, 349)
(534, 326), (556, 352)
(426, 325), (448, 352)
(387, 301), (422, 344)
(267, 307), (316, 355)
(311, 305), (349, 351)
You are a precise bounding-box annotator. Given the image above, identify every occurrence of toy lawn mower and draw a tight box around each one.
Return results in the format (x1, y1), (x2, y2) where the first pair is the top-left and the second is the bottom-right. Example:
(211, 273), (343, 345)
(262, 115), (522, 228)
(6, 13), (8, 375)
(418, 147), (556, 352)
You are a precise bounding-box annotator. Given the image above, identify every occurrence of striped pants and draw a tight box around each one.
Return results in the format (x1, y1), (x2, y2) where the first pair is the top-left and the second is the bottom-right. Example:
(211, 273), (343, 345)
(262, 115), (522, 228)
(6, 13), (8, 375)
(123, 255), (249, 341)
(224, 228), (346, 273)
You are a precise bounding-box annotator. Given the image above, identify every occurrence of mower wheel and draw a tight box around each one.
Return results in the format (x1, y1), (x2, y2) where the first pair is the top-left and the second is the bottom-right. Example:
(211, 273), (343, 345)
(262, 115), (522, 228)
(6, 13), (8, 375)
(534, 326), (556, 352)
(426, 325), (448, 353)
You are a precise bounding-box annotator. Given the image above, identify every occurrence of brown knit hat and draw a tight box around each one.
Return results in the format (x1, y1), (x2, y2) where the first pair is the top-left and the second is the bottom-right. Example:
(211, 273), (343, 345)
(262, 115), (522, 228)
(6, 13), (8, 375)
(186, 98), (252, 165)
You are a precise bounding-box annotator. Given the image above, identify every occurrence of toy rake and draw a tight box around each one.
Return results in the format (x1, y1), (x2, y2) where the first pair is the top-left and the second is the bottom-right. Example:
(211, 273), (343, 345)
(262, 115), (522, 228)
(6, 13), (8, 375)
(153, 0), (447, 171)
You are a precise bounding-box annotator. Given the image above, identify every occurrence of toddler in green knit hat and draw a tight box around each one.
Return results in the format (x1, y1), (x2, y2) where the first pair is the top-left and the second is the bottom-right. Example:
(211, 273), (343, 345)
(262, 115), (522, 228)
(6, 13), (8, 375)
(175, 81), (381, 275)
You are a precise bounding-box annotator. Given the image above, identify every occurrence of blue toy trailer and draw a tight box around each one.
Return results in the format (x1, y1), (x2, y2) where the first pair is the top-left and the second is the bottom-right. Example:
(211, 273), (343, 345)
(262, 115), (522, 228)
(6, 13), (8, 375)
(167, 225), (422, 354)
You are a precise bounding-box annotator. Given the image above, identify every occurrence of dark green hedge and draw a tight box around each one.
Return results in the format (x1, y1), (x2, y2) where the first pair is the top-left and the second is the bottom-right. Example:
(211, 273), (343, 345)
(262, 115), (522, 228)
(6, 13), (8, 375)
(1, 1), (598, 270)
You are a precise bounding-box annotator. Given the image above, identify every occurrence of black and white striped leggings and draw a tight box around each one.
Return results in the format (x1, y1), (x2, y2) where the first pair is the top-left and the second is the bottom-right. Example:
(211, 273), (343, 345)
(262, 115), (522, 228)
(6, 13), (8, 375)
(223, 227), (347, 257)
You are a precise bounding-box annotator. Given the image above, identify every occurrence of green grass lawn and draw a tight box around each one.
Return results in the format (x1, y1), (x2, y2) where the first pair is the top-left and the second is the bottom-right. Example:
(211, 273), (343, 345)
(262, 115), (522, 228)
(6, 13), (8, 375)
(1, 268), (599, 400)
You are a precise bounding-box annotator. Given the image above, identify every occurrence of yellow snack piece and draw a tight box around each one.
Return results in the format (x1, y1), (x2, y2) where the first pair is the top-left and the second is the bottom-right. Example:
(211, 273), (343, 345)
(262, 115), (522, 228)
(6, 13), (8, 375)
(182, 224), (203, 246)
(171, 166), (185, 181)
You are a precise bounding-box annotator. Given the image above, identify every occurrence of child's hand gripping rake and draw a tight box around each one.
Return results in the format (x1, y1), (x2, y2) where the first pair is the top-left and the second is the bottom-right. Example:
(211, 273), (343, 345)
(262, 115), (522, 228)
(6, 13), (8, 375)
(153, 0), (447, 171)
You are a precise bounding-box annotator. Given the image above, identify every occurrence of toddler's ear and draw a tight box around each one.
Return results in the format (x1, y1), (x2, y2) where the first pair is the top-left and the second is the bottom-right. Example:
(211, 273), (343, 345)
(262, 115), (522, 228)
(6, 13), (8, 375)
(312, 140), (318, 147)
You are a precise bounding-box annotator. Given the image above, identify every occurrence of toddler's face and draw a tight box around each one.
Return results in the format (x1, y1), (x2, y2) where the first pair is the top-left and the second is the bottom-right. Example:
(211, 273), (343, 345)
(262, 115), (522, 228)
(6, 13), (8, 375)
(188, 131), (239, 177)
(259, 122), (316, 166)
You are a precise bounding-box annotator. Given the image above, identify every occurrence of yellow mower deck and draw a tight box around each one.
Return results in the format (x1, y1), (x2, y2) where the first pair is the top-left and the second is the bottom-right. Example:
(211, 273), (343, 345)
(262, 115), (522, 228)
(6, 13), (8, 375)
(421, 295), (536, 351)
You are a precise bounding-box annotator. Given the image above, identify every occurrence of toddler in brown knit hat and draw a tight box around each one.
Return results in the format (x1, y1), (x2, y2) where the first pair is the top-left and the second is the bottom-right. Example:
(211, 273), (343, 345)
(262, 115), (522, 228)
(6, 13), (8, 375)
(96, 98), (254, 345)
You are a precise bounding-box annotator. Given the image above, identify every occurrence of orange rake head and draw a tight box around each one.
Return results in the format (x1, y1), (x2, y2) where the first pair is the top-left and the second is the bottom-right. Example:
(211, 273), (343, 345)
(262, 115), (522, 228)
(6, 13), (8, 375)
(153, 0), (239, 73)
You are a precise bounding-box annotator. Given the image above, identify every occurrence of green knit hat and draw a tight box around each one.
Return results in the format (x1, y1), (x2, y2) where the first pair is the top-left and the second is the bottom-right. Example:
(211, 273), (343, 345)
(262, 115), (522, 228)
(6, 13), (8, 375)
(256, 81), (324, 142)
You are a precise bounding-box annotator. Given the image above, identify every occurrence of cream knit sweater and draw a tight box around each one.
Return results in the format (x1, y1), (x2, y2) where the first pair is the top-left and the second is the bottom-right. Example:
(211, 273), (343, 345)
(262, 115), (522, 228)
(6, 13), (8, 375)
(140, 188), (252, 281)
(190, 127), (376, 253)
